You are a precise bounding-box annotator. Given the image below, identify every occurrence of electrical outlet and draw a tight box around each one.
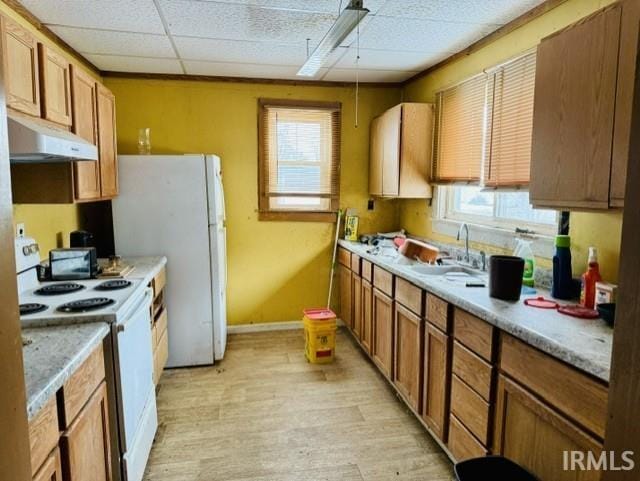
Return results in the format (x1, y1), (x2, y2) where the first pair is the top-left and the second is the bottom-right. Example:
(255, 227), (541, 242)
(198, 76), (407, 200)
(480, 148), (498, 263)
(367, 199), (374, 211)
(16, 223), (25, 238)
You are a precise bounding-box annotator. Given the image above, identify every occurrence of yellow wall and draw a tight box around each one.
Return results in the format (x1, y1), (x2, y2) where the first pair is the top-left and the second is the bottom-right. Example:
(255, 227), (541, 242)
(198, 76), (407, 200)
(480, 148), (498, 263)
(2, 2), (102, 253)
(104, 77), (400, 324)
(401, 0), (622, 282)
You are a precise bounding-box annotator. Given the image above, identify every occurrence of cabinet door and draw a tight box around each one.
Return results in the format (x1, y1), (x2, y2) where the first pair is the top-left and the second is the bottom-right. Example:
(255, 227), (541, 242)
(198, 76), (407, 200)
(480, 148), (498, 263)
(393, 303), (423, 411)
(493, 375), (602, 481)
(610, 0), (640, 207)
(372, 288), (394, 378)
(381, 105), (401, 196)
(530, 4), (621, 210)
(97, 84), (118, 198)
(422, 323), (450, 442)
(352, 273), (362, 339)
(60, 382), (112, 481)
(398, 103), (433, 199)
(369, 116), (383, 196)
(38, 44), (72, 126)
(70, 65), (100, 201)
(33, 447), (63, 481)
(339, 265), (352, 328)
(1, 16), (40, 116)
(361, 279), (373, 353)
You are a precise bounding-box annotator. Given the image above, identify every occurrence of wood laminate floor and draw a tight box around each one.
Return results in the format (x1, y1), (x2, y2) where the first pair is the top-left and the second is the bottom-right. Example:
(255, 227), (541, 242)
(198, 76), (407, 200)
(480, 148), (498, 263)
(144, 328), (454, 481)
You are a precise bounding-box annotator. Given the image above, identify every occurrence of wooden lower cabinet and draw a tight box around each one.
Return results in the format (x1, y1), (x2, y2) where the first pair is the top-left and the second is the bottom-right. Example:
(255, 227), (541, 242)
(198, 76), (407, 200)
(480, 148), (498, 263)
(361, 279), (373, 353)
(352, 273), (362, 339)
(422, 323), (450, 441)
(60, 381), (112, 481)
(33, 447), (63, 481)
(393, 303), (423, 411)
(493, 375), (602, 481)
(448, 414), (488, 461)
(372, 287), (394, 378)
(339, 265), (352, 329)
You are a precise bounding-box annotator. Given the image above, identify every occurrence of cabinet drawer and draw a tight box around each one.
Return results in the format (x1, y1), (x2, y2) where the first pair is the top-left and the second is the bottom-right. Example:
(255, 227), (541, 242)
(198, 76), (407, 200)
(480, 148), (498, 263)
(500, 334), (608, 439)
(155, 306), (168, 338)
(395, 277), (423, 316)
(59, 343), (105, 428)
(29, 396), (59, 476)
(351, 253), (361, 274)
(426, 293), (450, 332)
(361, 259), (373, 282)
(373, 266), (394, 297)
(152, 266), (166, 299)
(154, 329), (169, 385)
(452, 341), (493, 402)
(32, 446), (62, 481)
(454, 308), (494, 361)
(337, 247), (351, 267)
(450, 374), (490, 445)
(448, 415), (488, 462)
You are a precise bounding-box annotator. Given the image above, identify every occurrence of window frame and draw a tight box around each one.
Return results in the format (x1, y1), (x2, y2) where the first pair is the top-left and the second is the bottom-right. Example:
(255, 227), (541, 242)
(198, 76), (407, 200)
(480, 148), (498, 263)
(258, 98), (341, 222)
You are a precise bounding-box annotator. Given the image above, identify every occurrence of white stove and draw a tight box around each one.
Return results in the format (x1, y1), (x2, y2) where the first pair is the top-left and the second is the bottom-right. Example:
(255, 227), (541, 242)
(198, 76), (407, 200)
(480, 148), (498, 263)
(15, 235), (157, 481)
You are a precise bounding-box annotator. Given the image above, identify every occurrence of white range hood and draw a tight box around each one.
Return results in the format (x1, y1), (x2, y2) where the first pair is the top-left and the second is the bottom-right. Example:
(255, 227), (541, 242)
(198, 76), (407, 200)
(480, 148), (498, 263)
(8, 112), (98, 163)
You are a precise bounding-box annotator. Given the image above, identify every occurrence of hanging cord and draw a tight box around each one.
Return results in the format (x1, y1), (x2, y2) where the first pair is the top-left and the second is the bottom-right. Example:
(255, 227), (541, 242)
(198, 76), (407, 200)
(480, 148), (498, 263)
(355, 8), (361, 128)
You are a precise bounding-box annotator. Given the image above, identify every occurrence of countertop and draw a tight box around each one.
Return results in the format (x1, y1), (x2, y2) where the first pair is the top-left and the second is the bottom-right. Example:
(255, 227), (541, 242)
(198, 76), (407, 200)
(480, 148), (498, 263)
(339, 240), (613, 382)
(22, 323), (110, 420)
(100, 255), (167, 284)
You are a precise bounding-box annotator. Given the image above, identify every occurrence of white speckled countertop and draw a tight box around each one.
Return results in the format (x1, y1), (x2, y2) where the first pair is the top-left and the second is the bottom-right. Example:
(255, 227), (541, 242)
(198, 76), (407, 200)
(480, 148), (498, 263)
(22, 323), (110, 420)
(100, 255), (167, 284)
(339, 240), (612, 382)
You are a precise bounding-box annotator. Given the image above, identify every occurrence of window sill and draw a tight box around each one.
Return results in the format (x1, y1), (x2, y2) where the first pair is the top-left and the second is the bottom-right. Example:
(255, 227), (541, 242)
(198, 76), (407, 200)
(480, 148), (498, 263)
(259, 211), (337, 223)
(431, 218), (554, 259)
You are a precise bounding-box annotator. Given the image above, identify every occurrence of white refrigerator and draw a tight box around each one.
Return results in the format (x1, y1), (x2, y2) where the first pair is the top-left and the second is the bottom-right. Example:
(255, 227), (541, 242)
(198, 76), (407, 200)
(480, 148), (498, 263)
(112, 154), (227, 367)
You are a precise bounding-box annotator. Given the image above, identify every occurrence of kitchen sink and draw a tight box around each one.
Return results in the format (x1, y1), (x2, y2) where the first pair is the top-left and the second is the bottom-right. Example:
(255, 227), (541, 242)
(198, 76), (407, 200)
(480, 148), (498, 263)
(410, 264), (479, 276)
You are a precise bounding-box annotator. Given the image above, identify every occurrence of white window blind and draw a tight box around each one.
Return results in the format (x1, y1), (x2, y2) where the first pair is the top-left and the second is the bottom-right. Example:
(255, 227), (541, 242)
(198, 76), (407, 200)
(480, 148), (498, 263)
(485, 51), (537, 187)
(258, 99), (341, 221)
(432, 74), (488, 184)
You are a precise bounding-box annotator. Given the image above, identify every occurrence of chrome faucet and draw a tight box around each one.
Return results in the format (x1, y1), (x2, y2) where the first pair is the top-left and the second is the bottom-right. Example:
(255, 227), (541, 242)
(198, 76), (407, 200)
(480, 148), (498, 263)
(456, 223), (470, 264)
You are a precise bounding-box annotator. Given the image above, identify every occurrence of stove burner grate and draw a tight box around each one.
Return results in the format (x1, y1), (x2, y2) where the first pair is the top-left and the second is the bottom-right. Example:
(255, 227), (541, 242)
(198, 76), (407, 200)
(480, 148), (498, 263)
(35, 282), (85, 296)
(95, 280), (132, 291)
(57, 297), (115, 313)
(20, 303), (48, 315)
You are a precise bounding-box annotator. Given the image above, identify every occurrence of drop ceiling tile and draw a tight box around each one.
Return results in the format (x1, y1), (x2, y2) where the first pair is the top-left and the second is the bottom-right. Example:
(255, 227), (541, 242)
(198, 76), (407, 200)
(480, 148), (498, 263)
(335, 47), (450, 71)
(196, 0), (388, 15)
(19, 0), (165, 34)
(49, 26), (175, 58)
(183, 60), (327, 80)
(359, 15), (497, 52)
(174, 37), (306, 65)
(158, 0), (335, 44)
(323, 68), (416, 83)
(85, 54), (183, 74)
(378, 0), (545, 25)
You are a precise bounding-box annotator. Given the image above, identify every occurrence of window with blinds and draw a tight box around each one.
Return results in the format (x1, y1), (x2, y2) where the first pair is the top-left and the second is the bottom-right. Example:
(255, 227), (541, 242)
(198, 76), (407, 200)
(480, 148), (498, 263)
(433, 74), (488, 184)
(258, 99), (341, 221)
(485, 51), (537, 187)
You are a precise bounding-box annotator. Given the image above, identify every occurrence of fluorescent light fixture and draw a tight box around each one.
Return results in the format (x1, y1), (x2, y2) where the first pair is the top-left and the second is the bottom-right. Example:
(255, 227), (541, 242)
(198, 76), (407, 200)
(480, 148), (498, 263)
(297, 0), (369, 77)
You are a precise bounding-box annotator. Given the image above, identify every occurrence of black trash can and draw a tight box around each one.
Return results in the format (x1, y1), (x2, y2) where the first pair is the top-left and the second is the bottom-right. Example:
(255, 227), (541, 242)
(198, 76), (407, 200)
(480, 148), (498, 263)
(454, 456), (538, 481)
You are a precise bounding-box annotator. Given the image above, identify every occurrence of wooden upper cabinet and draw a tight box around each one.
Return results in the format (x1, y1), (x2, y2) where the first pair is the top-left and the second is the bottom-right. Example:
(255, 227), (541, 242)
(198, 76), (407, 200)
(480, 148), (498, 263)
(70, 65), (100, 201)
(38, 44), (72, 126)
(530, 4), (622, 210)
(369, 116), (383, 196)
(610, 0), (640, 207)
(97, 83), (118, 198)
(369, 103), (433, 199)
(0, 16), (40, 116)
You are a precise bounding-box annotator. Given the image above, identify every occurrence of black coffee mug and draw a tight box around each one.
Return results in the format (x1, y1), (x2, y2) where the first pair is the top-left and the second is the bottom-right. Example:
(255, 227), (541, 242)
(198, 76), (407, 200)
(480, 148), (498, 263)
(489, 255), (525, 301)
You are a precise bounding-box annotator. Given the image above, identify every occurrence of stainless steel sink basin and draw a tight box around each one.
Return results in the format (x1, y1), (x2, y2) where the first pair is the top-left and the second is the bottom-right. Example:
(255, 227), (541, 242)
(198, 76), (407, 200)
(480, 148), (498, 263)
(410, 264), (479, 276)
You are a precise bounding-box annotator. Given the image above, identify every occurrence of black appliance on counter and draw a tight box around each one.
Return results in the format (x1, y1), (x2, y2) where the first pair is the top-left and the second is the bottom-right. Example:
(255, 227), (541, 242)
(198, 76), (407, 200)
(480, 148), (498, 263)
(70, 230), (94, 248)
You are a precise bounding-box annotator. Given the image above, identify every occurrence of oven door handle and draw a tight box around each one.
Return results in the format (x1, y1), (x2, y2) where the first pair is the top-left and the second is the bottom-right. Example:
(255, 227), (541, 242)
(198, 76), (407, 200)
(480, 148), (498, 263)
(117, 288), (153, 333)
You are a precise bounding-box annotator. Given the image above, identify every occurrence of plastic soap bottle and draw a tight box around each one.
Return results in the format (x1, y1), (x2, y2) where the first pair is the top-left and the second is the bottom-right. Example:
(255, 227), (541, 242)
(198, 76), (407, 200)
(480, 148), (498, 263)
(552, 235), (573, 300)
(514, 239), (535, 287)
(580, 247), (602, 309)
